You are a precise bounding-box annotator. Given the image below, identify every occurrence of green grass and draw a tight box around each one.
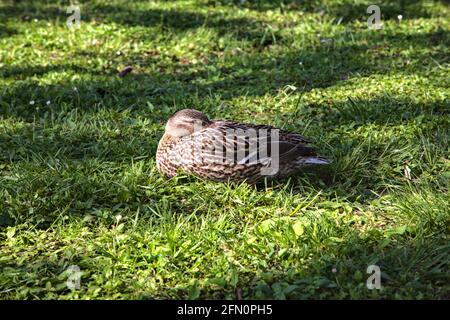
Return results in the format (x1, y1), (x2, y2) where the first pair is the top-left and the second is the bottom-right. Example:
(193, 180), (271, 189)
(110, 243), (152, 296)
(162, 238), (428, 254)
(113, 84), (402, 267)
(0, 0), (449, 299)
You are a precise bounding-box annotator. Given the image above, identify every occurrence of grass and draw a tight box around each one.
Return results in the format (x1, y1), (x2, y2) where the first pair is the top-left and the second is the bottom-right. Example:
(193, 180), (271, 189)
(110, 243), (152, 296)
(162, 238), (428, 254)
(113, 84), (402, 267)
(0, 0), (449, 299)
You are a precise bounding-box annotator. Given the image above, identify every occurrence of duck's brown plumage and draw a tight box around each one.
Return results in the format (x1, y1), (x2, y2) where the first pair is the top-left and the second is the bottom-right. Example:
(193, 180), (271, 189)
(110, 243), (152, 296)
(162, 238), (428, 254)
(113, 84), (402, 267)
(156, 109), (330, 183)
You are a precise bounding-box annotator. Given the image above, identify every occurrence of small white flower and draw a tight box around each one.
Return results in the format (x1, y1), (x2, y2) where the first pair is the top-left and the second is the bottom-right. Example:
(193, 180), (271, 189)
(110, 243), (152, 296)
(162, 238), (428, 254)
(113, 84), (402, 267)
(332, 267), (337, 273)
(398, 15), (403, 21)
(46, 100), (51, 105)
(115, 215), (122, 222)
(73, 87), (78, 91)
(29, 100), (35, 105)
(299, 61), (303, 65)
(34, 19), (38, 22)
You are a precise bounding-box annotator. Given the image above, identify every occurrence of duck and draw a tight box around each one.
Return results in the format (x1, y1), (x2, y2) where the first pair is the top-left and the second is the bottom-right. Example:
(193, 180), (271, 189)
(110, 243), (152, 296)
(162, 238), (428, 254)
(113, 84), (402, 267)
(156, 109), (330, 183)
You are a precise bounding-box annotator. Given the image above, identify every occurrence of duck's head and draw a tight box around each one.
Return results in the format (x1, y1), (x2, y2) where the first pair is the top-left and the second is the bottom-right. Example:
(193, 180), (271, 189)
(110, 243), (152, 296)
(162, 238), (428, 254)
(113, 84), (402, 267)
(165, 109), (211, 138)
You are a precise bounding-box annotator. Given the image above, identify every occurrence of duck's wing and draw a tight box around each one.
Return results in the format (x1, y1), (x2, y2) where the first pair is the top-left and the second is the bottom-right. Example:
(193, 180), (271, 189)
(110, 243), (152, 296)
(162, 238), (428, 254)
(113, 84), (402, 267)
(186, 121), (317, 166)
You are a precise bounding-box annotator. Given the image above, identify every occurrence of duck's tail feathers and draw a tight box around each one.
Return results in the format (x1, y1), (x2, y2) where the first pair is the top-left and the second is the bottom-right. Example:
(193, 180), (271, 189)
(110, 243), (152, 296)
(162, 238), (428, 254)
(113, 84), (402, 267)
(302, 157), (331, 165)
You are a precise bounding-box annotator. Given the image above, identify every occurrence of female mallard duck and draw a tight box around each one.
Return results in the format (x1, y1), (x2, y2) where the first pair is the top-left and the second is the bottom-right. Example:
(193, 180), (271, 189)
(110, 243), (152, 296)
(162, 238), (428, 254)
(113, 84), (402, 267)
(156, 109), (330, 183)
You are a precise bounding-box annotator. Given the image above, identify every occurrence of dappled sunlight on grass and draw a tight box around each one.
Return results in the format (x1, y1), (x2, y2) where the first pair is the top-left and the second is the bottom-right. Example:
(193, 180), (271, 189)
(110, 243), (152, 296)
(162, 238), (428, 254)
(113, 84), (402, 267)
(0, 0), (449, 299)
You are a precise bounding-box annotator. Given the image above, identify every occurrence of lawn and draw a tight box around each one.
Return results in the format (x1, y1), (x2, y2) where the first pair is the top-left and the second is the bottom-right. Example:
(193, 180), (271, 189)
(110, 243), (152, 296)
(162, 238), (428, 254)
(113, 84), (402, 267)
(0, 0), (449, 299)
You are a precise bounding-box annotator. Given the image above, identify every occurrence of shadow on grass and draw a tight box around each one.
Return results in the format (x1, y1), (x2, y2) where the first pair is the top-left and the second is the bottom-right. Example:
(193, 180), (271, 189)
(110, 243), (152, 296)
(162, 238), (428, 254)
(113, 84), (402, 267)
(0, 24), (17, 38)
(210, 0), (446, 20)
(1, 0), (447, 109)
(7, 0), (437, 24)
(0, 1), (263, 38)
(1, 24), (448, 120)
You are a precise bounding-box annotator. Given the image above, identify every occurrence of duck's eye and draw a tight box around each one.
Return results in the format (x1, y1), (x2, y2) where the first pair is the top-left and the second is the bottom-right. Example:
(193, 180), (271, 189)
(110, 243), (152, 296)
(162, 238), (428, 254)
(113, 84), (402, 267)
(191, 119), (207, 131)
